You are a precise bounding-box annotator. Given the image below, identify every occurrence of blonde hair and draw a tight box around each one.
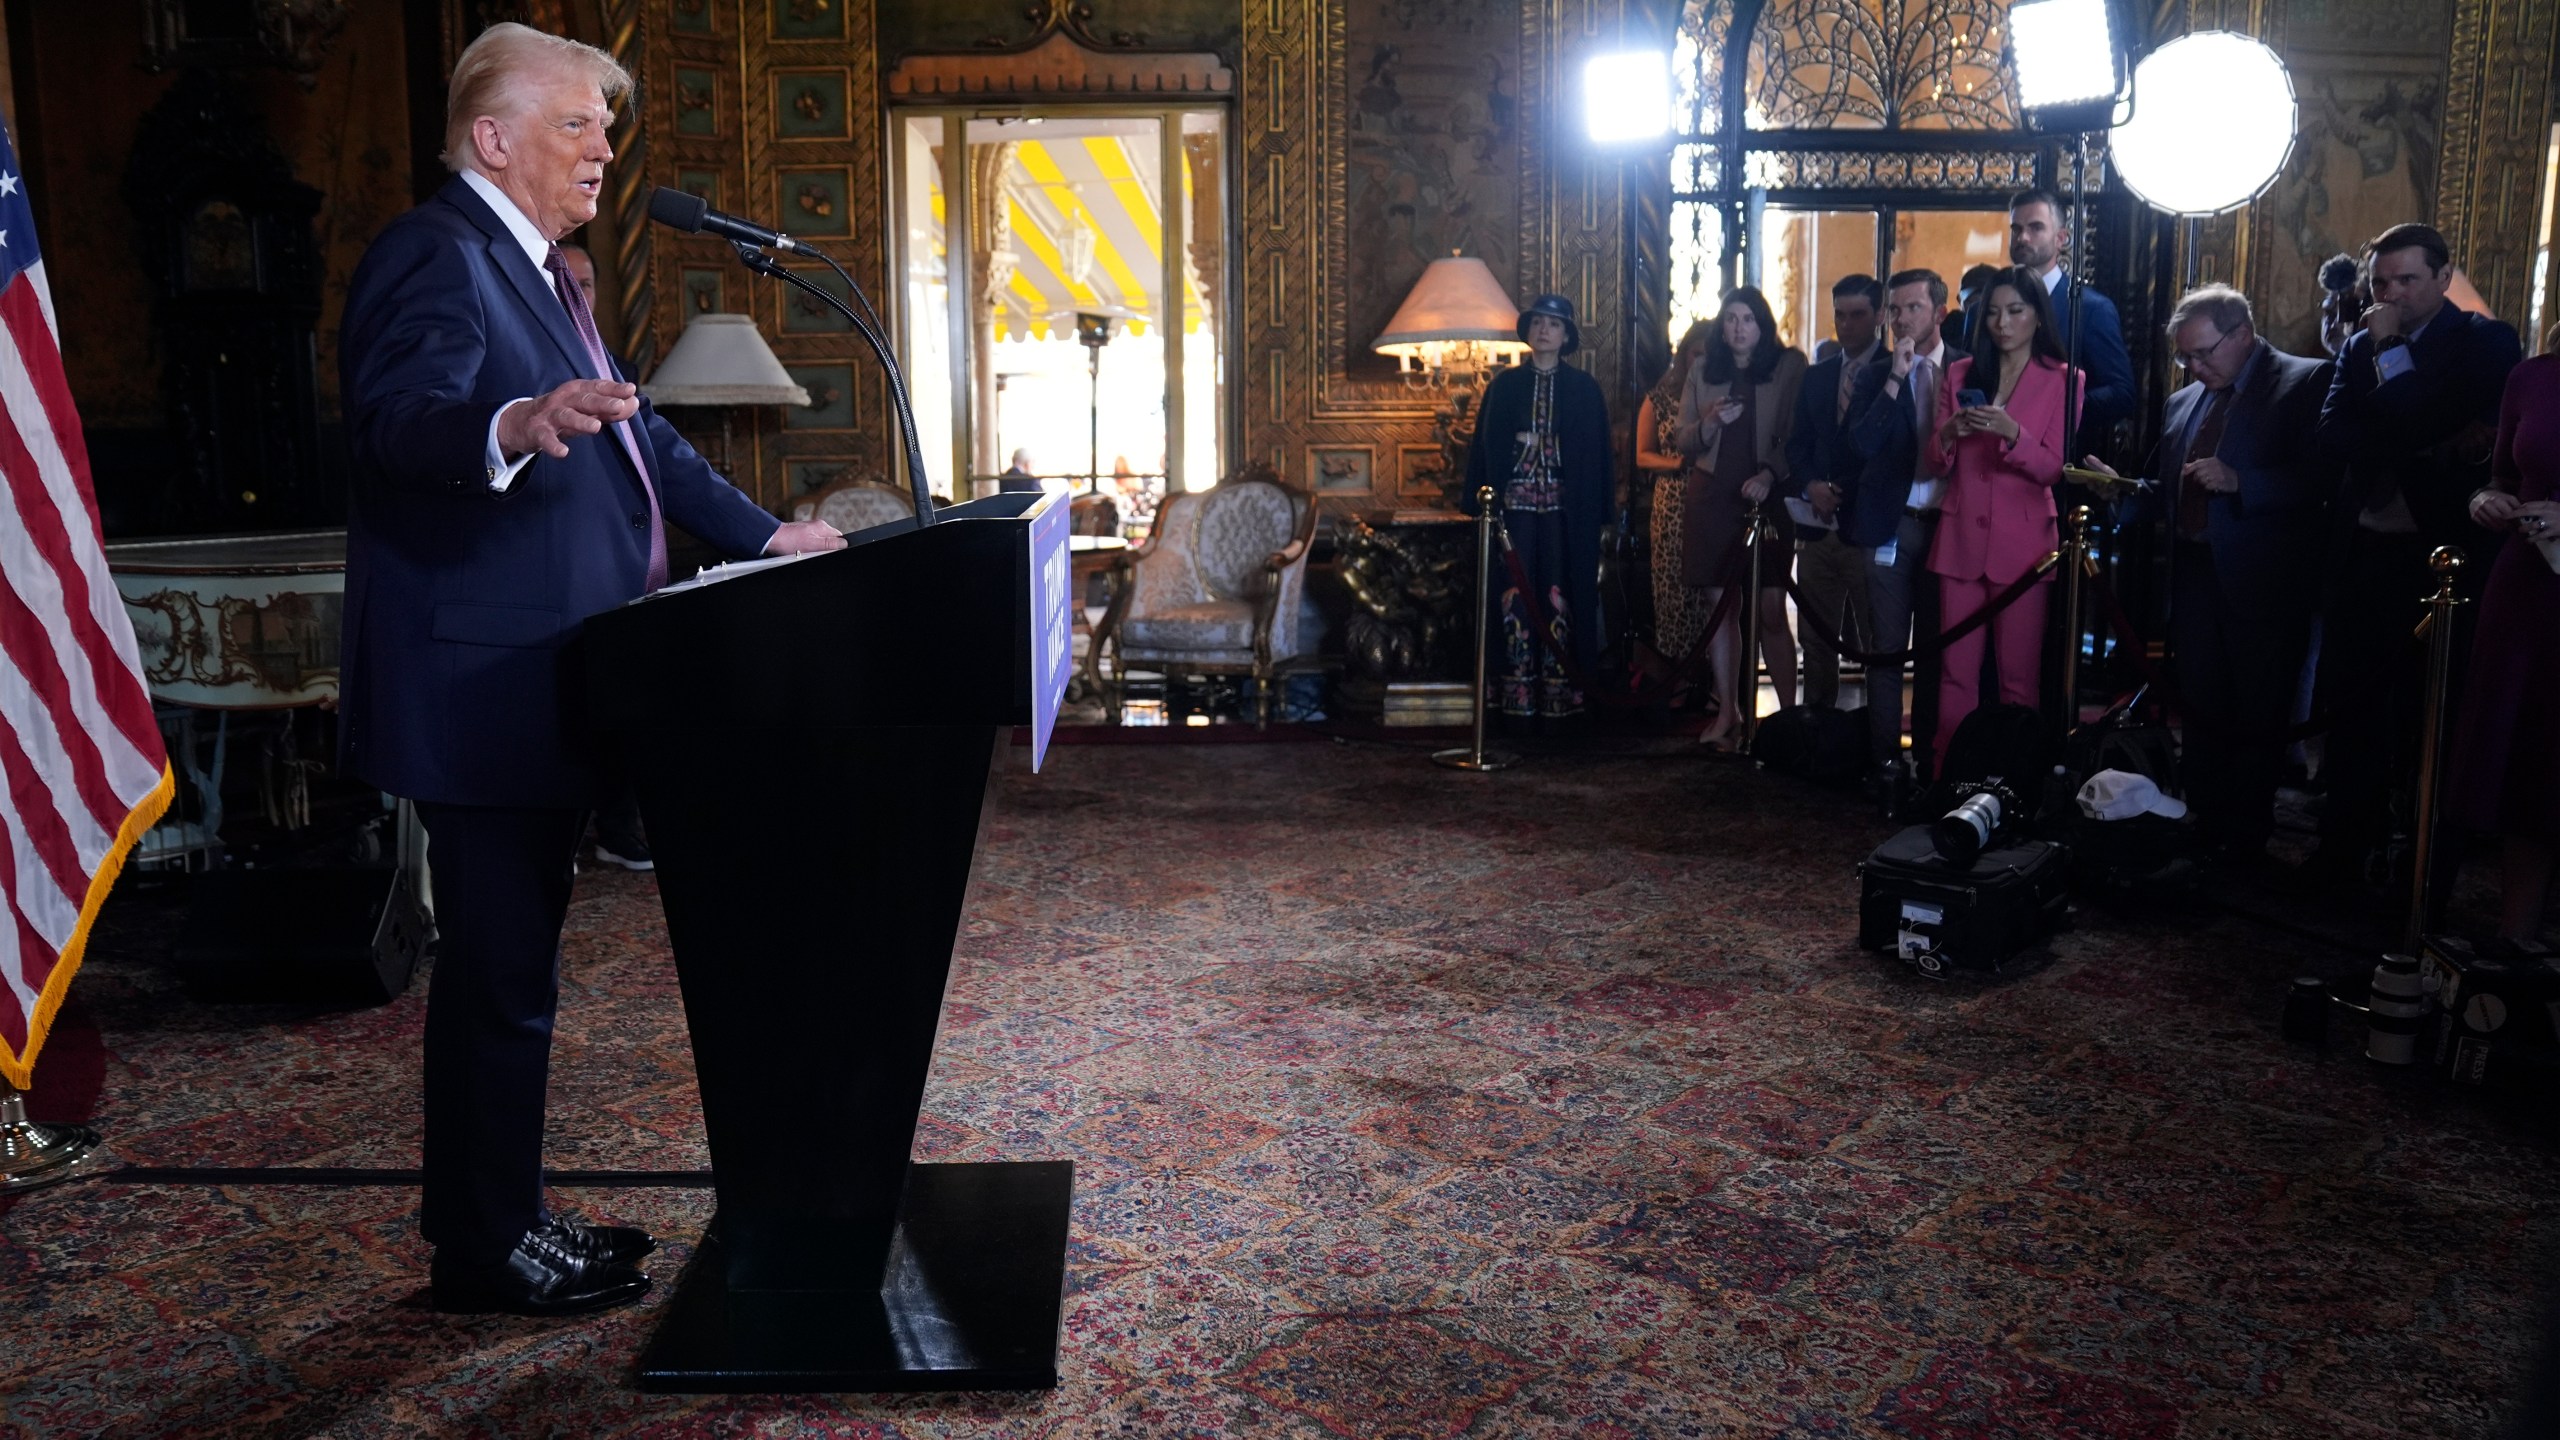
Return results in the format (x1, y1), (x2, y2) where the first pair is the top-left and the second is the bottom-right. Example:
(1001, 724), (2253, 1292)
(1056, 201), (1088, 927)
(442, 23), (632, 174)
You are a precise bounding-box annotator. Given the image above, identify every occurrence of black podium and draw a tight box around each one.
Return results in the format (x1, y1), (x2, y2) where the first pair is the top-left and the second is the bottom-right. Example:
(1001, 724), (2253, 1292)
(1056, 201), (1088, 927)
(584, 490), (1074, 1392)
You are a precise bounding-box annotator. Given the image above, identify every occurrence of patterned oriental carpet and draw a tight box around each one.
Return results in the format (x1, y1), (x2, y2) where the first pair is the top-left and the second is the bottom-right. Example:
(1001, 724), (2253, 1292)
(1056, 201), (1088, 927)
(3, 739), (2555, 1438)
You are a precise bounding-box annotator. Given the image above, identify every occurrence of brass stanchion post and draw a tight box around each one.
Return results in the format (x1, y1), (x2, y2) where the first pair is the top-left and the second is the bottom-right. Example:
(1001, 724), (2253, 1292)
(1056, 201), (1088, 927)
(1737, 505), (1766, 752)
(1435, 486), (1520, 773)
(2058, 505), (2092, 735)
(2404, 546), (2466, 952)
(0, 1082), (106, 1193)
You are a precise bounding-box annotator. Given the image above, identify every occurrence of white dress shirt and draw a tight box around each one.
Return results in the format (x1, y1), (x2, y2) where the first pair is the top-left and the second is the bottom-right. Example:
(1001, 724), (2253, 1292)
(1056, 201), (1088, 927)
(461, 168), (556, 495)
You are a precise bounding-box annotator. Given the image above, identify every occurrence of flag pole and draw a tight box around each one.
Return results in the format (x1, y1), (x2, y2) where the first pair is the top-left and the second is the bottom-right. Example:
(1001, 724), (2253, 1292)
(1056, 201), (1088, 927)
(0, 1083), (105, 1192)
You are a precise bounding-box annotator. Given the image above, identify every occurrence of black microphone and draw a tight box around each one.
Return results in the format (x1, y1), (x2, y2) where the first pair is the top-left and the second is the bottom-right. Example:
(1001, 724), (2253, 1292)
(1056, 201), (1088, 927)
(648, 186), (815, 257)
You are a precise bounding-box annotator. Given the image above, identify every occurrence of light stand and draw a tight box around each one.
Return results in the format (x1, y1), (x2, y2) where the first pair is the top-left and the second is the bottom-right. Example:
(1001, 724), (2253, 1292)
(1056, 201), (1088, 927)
(2011, 0), (2125, 738)
(1075, 311), (1118, 497)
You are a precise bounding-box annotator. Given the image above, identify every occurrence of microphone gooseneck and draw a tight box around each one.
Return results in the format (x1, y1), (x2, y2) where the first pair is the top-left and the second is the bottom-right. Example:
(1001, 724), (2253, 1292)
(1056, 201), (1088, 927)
(645, 189), (936, 524)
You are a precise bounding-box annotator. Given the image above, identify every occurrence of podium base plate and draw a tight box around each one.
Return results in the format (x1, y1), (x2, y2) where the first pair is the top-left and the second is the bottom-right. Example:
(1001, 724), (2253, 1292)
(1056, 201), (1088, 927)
(637, 1160), (1073, 1393)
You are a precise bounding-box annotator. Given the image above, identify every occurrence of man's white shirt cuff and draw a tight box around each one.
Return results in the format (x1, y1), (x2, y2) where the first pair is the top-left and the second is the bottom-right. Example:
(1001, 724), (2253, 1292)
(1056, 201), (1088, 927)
(485, 399), (537, 492)
(2374, 344), (2416, 385)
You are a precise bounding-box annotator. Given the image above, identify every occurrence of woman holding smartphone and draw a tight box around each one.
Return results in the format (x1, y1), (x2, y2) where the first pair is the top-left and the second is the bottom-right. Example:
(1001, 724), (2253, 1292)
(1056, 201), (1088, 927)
(1921, 264), (2081, 770)
(1676, 286), (1807, 749)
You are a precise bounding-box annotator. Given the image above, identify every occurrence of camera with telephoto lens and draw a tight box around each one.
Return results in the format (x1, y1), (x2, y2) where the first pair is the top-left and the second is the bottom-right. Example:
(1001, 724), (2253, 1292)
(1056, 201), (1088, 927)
(1930, 777), (2020, 865)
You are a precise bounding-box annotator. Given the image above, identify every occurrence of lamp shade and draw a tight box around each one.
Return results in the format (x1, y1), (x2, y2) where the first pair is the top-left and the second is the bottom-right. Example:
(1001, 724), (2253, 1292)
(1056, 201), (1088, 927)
(1373, 256), (1526, 355)
(642, 313), (810, 406)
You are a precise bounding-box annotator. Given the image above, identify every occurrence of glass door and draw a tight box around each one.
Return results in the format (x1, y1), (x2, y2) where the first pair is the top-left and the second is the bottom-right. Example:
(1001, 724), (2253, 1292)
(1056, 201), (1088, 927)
(1758, 208), (1881, 355)
(895, 107), (1228, 526)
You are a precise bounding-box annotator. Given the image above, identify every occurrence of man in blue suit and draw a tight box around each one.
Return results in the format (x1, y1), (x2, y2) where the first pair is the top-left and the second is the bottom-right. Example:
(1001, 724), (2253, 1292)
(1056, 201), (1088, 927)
(2087, 286), (2334, 854)
(1785, 273), (1886, 710)
(339, 23), (844, 1314)
(2007, 188), (2135, 446)
(1843, 268), (1956, 781)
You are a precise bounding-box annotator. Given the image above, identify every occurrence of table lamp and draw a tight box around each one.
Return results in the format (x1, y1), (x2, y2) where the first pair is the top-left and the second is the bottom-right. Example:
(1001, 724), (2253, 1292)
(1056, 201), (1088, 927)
(642, 313), (810, 482)
(1372, 255), (1525, 504)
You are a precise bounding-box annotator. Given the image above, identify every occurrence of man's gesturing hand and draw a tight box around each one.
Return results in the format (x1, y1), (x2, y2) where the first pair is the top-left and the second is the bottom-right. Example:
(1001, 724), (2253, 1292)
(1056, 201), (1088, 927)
(498, 380), (641, 460)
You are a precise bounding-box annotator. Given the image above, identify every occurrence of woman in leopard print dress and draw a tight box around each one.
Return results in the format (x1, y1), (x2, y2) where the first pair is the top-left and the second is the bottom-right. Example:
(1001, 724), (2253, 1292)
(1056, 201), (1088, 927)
(1638, 321), (1717, 671)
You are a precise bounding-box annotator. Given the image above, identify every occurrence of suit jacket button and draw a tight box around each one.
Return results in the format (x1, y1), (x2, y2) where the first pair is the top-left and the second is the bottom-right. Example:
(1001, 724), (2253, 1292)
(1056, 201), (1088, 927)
(632, 513), (646, 528)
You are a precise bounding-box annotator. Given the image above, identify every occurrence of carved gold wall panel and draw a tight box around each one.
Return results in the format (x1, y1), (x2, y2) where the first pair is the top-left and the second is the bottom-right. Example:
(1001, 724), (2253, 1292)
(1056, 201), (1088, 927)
(613, 0), (891, 514)
(2433, 0), (2558, 329)
(1242, 0), (1634, 512)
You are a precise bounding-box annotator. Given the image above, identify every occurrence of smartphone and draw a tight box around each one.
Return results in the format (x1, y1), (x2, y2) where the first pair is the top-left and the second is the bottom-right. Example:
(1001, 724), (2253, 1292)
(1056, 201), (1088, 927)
(1955, 388), (1989, 409)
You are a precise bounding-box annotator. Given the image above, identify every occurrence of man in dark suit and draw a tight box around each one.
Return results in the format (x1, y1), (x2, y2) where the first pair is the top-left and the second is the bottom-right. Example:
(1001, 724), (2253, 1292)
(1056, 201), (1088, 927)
(2007, 188), (2135, 444)
(2088, 286), (2333, 854)
(339, 23), (845, 1315)
(2310, 222), (2521, 883)
(1785, 273), (1885, 710)
(1843, 268), (1955, 781)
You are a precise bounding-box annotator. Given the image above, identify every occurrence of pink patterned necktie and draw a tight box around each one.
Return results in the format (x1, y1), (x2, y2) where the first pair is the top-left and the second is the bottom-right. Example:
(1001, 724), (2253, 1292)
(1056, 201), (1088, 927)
(545, 244), (668, 592)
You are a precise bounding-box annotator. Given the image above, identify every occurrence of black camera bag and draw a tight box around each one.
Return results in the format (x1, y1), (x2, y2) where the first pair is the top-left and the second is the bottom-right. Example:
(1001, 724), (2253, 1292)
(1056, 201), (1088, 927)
(1857, 824), (2070, 978)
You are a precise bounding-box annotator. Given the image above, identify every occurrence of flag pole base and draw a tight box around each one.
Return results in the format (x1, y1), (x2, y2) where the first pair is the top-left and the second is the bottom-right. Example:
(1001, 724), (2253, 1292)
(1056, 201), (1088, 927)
(0, 1087), (108, 1194)
(1432, 747), (1519, 772)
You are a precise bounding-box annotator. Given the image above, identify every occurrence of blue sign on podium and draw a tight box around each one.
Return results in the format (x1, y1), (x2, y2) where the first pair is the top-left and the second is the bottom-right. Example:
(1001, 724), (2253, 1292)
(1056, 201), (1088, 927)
(1022, 494), (1071, 771)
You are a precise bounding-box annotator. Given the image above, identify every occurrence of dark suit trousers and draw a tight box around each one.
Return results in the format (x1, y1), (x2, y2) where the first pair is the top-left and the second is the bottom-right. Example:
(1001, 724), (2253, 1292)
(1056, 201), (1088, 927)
(1863, 510), (1943, 771)
(2316, 529), (2430, 856)
(2171, 542), (2304, 849)
(415, 801), (589, 1263)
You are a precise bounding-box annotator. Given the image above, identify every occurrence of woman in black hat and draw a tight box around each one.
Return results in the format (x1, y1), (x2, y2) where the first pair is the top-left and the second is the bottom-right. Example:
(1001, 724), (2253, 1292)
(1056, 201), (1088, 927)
(1463, 293), (1613, 723)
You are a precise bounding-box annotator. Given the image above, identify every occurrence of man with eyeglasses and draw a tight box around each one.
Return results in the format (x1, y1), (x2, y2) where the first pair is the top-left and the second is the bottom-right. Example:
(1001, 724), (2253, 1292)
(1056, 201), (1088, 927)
(2309, 222), (2521, 889)
(2086, 285), (2332, 858)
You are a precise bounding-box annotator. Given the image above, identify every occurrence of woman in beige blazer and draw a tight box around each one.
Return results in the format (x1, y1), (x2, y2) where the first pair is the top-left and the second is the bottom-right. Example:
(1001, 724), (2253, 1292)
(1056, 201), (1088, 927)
(1675, 286), (1808, 748)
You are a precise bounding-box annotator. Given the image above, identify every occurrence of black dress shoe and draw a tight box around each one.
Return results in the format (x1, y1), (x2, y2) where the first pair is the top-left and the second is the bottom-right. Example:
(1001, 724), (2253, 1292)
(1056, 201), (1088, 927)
(430, 1231), (650, 1316)
(535, 1213), (658, 1267)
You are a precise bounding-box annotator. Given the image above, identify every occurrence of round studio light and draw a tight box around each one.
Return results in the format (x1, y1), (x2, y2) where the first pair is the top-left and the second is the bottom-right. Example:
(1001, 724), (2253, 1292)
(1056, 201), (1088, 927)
(2109, 32), (2297, 216)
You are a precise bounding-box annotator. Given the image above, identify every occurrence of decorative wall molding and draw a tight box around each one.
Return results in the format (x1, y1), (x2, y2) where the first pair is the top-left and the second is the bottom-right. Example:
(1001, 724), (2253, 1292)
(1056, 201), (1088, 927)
(2432, 0), (2558, 327)
(887, 30), (1233, 94)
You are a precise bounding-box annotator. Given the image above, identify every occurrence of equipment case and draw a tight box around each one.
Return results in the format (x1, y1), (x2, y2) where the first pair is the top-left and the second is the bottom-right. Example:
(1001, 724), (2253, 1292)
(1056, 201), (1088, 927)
(1857, 825), (2071, 978)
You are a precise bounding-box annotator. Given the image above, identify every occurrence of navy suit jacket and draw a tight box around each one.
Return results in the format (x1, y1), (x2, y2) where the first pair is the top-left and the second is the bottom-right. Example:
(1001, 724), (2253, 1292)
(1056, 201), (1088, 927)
(1839, 352), (1936, 549)
(2046, 276), (2135, 438)
(337, 177), (781, 808)
(2315, 302), (2522, 548)
(1785, 345), (1883, 506)
(2135, 344), (2336, 615)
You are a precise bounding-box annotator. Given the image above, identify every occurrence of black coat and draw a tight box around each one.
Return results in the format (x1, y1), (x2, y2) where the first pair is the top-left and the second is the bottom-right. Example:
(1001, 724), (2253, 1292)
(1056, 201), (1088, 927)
(2132, 343), (2336, 615)
(1786, 344), (1883, 497)
(1463, 361), (1613, 665)
(2316, 302), (2523, 549)
(1840, 350), (1945, 550)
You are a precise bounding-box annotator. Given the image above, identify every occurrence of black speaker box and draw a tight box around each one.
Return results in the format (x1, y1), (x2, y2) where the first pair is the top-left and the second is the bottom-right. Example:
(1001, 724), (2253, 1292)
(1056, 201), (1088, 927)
(172, 867), (426, 1005)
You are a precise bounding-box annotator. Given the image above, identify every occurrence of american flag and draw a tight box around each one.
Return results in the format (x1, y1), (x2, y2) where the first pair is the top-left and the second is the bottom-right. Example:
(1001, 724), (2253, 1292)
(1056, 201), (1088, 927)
(0, 118), (171, 1090)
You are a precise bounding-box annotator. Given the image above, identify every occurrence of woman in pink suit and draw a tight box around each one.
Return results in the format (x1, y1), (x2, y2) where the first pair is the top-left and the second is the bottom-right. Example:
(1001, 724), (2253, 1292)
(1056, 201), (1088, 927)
(1922, 265), (2082, 770)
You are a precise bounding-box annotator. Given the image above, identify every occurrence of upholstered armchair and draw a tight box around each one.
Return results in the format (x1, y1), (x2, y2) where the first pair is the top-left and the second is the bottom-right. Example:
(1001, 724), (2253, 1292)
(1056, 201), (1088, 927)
(1101, 477), (1320, 726)
(789, 477), (916, 536)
